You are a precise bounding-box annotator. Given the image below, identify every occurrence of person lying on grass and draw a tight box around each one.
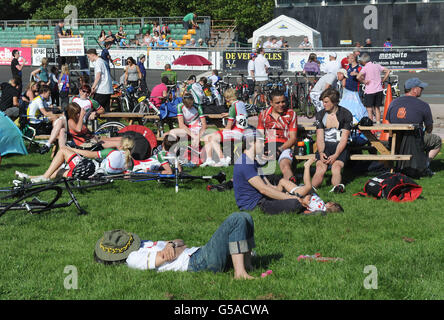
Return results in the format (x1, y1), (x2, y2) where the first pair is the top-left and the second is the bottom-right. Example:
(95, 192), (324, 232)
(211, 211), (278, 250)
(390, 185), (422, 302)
(233, 129), (343, 215)
(94, 212), (256, 280)
(15, 137), (135, 183)
(130, 134), (182, 175)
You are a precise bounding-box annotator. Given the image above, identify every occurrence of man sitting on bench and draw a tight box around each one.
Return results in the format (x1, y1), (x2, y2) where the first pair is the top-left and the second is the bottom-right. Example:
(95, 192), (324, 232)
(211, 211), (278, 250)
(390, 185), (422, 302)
(27, 84), (61, 133)
(312, 88), (353, 193)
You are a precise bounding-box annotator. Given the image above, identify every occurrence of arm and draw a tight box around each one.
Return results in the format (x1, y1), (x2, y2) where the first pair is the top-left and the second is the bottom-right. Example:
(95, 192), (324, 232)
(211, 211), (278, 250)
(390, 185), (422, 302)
(199, 116), (207, 138)
(136, 66), (142, 80)
(124, 67), (128, 85)
(177, 116), (192, 136)
(65, 146), (99, 159)
(381, 68), (391, 84)
(279, 130), (297, 152)
(92, 71), (101, 95)
(248, 176), (300, 201)
(316, 128), (328, 164)
(12, 96), (19, 107)
(155, 241), (188, 266)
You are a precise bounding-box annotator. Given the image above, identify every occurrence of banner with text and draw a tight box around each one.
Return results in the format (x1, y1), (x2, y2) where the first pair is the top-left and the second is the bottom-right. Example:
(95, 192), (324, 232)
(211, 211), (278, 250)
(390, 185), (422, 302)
(368, 50), (428, 70)
(0, 47), (32, 66)
(222, 51), (287, 71)
(98, 49), (148, 69)
(288, 51), (349, 72)
(148, 50), (210, 70)
(32, 47), (47, 66)
(59, 38), (85, 57)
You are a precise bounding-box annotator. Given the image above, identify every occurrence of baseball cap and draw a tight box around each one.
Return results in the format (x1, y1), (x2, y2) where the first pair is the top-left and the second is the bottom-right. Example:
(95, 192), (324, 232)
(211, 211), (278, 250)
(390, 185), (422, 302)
(337, 68), (349, 78)
(138, 54), (145, 59)
(329, 52), (337, 58)
(104, 150), (126, 174)
(404, 78), (428, 90)
(250, 52), (257, 58)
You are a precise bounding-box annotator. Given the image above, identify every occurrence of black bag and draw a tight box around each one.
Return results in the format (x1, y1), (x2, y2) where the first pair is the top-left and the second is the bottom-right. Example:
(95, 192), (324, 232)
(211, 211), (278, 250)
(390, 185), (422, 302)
(354, 172), (422, 202)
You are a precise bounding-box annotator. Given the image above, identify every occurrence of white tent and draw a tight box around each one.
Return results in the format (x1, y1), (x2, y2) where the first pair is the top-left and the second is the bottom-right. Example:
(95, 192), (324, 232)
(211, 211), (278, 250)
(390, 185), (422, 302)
(252, 15), (322, 49)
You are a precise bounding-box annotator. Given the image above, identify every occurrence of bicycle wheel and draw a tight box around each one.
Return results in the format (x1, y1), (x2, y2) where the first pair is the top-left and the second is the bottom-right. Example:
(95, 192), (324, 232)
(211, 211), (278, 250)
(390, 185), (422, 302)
(305, 96), (317, 119)
(95, 121), (126, 138)
(253, 93), (267, 112)
(121, 97), (131, 112)
(0, 186), (63, 217)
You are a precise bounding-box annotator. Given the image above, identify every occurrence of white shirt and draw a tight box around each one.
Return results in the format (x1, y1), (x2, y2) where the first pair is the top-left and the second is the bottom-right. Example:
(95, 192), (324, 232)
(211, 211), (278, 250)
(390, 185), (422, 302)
(93, 58), (113, 94)
(254, 54), (270, 81)
(247, 60), (255, 80)
(27, 96), (49, 124)
(323, 60), (341, 75)
(126, 240), (200, 272)
(312, 73), (337, 94)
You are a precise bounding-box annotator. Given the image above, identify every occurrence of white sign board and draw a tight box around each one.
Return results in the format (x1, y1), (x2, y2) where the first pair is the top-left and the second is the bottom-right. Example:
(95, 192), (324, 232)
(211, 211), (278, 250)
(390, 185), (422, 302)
(98, 49), (148, 69)
(148, 50), (210, 70)
(288, 51), (349, 72)
(59, 38), (85, 56)
(32, 47), (47, 66)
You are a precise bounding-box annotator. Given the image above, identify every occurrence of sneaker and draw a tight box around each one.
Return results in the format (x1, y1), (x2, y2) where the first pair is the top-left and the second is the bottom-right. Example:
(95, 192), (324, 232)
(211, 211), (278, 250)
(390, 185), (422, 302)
(200, 159), (217, 167)
(215, 157), (231, 167)
(39, 145), (50, 154)
(330, 184), (345, 193)
(15, 171), (29, 180)
(30, 176), (50, 183)
(423, 168), (435, 177)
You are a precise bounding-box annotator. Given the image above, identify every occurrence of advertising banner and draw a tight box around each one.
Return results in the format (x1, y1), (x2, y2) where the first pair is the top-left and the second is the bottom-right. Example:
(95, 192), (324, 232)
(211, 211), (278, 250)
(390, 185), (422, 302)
(32, 47), (47, 66)
(222, 51), (287, 71)
(0, 47), (32, 66)
(59, 37), (85, 56)
(368, 50), (427, 70)
(99, 49), (148, 69)
(148, 50), (210, 70)
(288, 51), (348, 72)
(45, 48), (57, 66)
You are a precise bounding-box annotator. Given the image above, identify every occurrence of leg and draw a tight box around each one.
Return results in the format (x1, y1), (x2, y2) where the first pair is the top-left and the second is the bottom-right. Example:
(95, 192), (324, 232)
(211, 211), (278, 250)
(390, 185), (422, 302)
(312, 160), (328, 188)
(366, 107), (374, 122)
(330, 160), (345, 187)
(187, 212), (255, 279)
(47, 117), (65, 145)
(279, 158), (293, 180)
(41, 147), (76, 179)
(374, 106), (381, 124)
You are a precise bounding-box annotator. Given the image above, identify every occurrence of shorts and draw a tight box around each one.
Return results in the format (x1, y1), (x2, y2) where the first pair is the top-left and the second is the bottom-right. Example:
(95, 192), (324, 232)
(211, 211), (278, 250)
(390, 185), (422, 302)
(265, 142), (293, 163)
(423, 132), (442, 153)
(363, 91), (383, 107)
(218, 129), (244, 142)
(258, 197), (304, 215)
(66, 154), (83, 177)
(315, 141), (349, 164)
(93, 93), (111, 112)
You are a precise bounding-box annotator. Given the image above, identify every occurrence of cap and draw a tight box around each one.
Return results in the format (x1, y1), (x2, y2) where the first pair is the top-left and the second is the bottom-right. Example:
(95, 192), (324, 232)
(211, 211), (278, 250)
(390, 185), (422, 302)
(138, 54), (145, 59)
(404, 78), (428, 90)
(329, 52), (337, 58)
(337, 68), (349, 79)
(250, 52), (257, 58)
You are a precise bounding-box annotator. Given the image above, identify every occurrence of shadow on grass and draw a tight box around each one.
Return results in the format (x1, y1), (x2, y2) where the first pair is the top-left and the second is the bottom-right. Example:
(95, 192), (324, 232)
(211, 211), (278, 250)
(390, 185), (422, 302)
(253, 253), (284, 269)
(0, 163), (40, 169)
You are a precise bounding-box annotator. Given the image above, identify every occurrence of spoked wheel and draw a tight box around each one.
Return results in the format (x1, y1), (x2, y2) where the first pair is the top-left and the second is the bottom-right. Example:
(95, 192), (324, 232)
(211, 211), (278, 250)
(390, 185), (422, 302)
(253, 94), (268, 113)
(305, 100), (317, 119)
(95, 121), (126, 138)
(121, 97), (131, 112)
(0, 186), (63, 217)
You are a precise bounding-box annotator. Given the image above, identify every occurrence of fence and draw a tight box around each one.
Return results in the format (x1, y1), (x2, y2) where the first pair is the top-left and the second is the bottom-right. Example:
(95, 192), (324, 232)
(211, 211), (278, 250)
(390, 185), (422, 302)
(2, 45), (444, 72)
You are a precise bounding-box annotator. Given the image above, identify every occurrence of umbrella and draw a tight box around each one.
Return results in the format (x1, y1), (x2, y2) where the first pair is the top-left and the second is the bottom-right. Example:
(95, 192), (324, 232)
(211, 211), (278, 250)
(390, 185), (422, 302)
(172, 54), (212, 66)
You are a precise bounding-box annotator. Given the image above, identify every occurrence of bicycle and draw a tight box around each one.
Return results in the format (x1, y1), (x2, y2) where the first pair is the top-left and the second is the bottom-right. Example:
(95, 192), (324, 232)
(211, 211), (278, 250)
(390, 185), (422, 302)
(383, 74), (401, 98)
(0, 178), (88, 217)
(291, 72), (318, 119)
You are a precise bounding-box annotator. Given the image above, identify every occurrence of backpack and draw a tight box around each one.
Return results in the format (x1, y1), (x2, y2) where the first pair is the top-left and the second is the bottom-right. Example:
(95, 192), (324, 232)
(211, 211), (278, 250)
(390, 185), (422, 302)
(353, 172), (422, 202)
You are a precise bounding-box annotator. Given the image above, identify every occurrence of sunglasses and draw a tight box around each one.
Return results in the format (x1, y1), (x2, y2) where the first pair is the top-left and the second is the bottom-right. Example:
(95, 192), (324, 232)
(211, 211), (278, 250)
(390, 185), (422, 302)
(81, 90), (91, 94)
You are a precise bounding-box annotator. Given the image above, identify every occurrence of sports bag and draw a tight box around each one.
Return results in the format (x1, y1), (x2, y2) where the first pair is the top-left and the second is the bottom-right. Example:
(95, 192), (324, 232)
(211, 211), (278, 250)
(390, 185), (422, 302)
(353, 172), (422, 202)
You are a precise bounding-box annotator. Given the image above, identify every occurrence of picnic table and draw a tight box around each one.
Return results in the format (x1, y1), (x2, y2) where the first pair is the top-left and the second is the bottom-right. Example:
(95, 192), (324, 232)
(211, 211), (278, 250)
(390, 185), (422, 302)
(294, 123), (414, 166)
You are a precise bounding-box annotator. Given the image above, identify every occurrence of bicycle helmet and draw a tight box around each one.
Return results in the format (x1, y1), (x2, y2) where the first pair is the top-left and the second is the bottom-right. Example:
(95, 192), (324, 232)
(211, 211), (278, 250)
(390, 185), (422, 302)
(358, 116), (373, 127)
(126, 86), (135, 95)
(72, 158), (96, 180)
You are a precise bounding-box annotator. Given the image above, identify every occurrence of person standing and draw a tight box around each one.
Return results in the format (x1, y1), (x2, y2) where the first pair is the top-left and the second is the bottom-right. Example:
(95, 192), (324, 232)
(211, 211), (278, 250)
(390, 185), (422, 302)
(324, 52), (340, 75)
(0, 78), (21, 121)
(357, 53), (391, 124)
(58, 64), (70, 109)
(247, 53), (256, 103)
(87, 48), (113, 112)
(161, 64), (177, 86)
(10, 49), (25, 93)
(54, 20), (67, 67)
(183, 13), (199, 30)
(137, 54), (147, 92)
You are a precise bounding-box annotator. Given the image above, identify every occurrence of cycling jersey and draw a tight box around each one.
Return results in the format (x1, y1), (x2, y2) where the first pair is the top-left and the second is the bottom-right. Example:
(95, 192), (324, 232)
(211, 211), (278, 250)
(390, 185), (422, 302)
(176, 103), (205, 128)
(27, 95), (49, 124)
(227, 100), (248, 131)
(97, 148), (126, 174)
(71, 96), (102, 113)
(187, 83), (205, 105)
(131, 151), (174, 173)
(345, 64), (362, 92)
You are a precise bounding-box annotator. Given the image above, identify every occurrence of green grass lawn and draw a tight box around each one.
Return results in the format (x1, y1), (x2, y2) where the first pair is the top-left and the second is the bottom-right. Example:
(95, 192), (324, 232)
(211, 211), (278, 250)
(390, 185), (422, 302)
(0, 150), (443, 300)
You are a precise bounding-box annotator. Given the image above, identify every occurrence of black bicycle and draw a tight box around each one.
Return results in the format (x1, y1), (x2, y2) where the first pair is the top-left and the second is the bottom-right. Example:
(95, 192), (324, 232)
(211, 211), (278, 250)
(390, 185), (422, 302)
(0, 178), (89, 217)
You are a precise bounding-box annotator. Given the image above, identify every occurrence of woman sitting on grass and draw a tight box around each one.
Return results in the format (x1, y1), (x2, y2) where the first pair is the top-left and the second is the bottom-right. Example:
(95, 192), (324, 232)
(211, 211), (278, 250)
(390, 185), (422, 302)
(94, 211), (256, 280)
(15, 137), (135, 183)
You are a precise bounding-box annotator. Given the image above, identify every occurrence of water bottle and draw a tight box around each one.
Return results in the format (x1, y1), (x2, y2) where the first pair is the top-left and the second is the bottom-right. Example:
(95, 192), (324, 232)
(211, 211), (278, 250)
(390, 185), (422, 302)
(304, 138), (310, 154)
(297, 141), (305, 156)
